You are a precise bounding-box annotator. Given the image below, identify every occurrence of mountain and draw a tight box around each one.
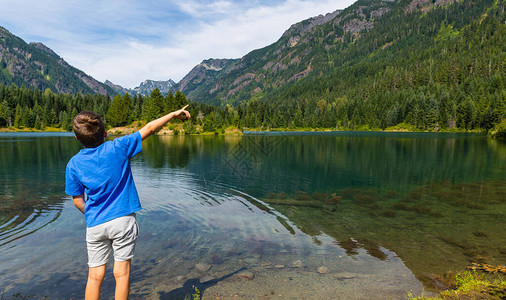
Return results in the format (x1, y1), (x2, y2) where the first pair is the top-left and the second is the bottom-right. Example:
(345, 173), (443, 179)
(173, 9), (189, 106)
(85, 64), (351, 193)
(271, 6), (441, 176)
(104, 80), (131, 95)
(105, 78), (177, 96)
(174, 0), (398, 105)
(133, 79), (176, 95)
(175, 0), (503, 111)
(176, 58), (237, 98)
(0, 26), (115, 95)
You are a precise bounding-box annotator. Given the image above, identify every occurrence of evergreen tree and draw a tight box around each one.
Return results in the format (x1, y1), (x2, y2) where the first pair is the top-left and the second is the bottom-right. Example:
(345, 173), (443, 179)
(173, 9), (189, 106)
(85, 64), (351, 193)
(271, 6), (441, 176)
(13, 104), (21, 128)
(142, 88), (164, 121)
(106, 93), (133, 126)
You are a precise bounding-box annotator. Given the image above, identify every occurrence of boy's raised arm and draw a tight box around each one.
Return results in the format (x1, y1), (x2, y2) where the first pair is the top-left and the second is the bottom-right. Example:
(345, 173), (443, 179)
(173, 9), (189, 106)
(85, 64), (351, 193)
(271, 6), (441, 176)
(139, 105), (191, 140)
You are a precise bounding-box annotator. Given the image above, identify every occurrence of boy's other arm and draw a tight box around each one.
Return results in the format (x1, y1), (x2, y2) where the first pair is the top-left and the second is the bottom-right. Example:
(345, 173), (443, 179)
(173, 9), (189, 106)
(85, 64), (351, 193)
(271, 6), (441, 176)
(73, 194), (85, 214)
(139, 105), (191, 141)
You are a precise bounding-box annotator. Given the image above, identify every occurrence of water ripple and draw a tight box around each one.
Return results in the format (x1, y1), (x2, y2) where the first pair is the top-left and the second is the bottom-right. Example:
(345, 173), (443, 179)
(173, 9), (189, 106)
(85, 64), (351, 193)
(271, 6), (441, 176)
(0, 201), (63, 250)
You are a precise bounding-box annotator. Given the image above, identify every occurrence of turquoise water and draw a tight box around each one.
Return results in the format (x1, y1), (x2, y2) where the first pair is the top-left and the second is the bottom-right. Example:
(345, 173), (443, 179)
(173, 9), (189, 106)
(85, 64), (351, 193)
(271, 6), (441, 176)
(0, 132), (504, 298)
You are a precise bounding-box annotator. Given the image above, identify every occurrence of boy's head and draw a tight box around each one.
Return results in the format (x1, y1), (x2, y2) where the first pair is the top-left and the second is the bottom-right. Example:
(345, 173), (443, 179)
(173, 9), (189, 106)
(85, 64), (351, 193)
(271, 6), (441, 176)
(73, 111), (106, 148)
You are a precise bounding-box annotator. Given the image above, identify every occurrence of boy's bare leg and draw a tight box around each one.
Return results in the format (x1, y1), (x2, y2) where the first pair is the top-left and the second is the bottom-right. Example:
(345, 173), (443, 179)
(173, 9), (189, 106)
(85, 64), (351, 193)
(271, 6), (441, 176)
(86, 264), (106, 300)
(113, 259), (131, 300)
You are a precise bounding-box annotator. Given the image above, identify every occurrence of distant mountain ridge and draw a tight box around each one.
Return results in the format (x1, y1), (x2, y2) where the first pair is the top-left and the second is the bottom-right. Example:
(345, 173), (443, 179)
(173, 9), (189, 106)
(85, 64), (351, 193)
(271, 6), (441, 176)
(134, 79), (176, 95)
(0, 26), (114, 95)
(104, 78), (176, 96)
(0, 26), (178, 97)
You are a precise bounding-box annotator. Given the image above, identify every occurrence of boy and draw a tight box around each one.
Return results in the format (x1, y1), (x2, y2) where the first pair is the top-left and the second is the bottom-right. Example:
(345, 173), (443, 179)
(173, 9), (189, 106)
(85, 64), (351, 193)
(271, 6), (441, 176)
(65, 105), (191, 300)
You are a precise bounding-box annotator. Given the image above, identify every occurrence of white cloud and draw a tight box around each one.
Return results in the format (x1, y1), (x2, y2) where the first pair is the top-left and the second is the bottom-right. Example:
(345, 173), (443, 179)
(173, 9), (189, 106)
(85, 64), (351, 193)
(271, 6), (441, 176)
(175, 0), (235, 17)
(0, 0), (356, 88)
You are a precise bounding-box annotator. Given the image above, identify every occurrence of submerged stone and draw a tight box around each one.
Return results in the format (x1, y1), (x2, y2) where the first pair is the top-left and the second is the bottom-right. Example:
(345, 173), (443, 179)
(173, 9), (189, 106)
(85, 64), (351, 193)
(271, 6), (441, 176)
(334, 273), (356, 280)
(237, 271), (254, 280)
(244, 257), (259, 265)
(325, 193), (342, 204)
(195, 262), (212, 272)
(291, 260), (303, 268)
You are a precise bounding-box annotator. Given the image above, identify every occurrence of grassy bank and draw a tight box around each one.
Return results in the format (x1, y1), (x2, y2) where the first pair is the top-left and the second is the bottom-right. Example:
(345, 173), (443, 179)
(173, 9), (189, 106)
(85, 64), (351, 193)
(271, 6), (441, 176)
(409, 270), (505, 299)
(0, 126), (66, 133)
(1, 122), (494, 136)
(107, 123), (243, 136)
(243, 122), (487, 133)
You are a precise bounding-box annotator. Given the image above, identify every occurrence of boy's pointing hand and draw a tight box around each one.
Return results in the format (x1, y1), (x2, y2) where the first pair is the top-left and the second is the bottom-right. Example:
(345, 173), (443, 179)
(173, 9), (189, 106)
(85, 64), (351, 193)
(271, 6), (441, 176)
(174, 105), (191, 120)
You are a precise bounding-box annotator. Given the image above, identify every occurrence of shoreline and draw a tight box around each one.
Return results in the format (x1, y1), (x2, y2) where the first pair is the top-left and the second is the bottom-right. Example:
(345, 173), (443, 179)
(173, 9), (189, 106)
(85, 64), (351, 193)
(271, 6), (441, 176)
(0, 126), (486, 136)
(0, 127), (66, 133)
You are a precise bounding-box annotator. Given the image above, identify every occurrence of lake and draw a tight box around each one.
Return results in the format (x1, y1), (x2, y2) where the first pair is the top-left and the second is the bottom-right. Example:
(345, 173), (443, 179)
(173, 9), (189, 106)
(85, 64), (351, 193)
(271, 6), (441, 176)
(0, 131), (504, 299)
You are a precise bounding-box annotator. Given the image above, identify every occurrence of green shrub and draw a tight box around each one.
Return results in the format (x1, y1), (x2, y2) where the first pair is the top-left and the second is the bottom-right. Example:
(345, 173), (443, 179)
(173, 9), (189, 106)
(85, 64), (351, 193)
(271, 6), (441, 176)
(489, 120), (506, 139)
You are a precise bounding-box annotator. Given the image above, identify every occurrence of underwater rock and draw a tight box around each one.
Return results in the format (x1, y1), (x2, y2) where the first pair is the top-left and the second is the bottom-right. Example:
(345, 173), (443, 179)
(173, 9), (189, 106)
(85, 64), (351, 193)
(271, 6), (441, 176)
(195, 262), (212, 272)
(275, 264), (285, 269)
(296, 191), (311, 201)
(334, 273), (356, 280)
(317, 266), (329, 274)
(468, 263), (506, 274)
(210, 254), (222, 264)
(291, 260), (303, 268)
(244, 257), (259, 265)
(237, 271), (254, 280)
(176, 275), (184, 281)
(325, 193), (342, 204)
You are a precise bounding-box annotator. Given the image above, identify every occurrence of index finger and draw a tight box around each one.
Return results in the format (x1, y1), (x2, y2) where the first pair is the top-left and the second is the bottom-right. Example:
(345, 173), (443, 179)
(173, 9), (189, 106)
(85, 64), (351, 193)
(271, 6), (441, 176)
(181, 105), (189, 110)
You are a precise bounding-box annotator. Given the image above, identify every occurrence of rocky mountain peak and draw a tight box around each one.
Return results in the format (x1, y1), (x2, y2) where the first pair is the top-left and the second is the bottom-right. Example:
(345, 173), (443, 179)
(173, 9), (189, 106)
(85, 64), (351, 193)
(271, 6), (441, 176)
(281, 9), (343, 40)
(175, 58), (237, 93)
(405, 0), (457, 13)
(133, 79), (176, 95)
(30, 42), (60, 58)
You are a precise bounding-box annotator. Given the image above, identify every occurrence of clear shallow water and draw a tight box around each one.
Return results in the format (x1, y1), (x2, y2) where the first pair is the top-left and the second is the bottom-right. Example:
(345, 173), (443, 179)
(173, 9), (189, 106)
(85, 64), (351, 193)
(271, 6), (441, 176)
(0, 132), (504, 299)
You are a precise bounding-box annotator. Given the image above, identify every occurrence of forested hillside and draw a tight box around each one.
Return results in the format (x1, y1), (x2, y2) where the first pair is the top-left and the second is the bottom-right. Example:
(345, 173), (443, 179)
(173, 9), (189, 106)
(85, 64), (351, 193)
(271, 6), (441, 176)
(180, 0), (505, 132)
(0, 27), (114, 95)
(256, 0), (506, 131)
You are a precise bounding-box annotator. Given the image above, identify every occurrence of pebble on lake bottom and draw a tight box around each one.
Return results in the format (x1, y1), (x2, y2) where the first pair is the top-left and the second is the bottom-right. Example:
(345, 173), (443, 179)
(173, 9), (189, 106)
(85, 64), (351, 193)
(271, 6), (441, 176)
(334, 273), (356, 280)
(262, 262), (273, 269)
(237, 271), (255, 280)
(195, 262), (212, 272)
(291, 260), (303, 268)
(317, 266), (329, 274)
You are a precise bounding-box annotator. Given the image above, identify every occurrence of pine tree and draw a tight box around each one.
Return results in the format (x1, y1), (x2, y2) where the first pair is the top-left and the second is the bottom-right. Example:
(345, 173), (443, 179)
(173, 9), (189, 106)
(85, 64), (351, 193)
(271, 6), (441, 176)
(106, 94), (132, 126)
(13, 104), (21, 128)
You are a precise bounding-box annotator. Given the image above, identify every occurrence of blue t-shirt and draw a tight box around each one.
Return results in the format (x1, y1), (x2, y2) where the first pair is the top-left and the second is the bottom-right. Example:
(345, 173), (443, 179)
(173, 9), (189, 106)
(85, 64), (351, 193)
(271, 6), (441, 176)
(65, 132), (142, 227)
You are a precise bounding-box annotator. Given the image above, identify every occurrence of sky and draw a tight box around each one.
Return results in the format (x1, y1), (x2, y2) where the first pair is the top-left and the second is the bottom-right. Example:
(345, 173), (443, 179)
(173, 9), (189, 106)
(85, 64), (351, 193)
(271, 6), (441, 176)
(0, 0), (356, 88)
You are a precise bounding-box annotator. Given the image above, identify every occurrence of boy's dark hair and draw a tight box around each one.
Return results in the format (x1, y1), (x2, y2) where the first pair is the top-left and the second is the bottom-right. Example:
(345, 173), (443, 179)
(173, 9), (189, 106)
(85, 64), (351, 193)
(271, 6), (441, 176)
(73, 111), (105, 148)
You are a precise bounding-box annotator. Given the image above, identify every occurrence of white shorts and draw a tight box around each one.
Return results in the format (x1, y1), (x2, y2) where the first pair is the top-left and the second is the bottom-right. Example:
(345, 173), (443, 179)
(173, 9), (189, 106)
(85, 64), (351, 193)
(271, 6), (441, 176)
(86, 213), (139, 268)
